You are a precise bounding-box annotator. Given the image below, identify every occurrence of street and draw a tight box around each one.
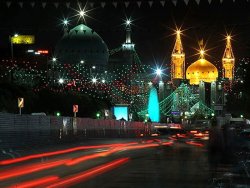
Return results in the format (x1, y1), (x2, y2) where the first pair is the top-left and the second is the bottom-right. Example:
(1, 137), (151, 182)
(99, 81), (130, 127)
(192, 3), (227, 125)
(1, 135), (244, 188)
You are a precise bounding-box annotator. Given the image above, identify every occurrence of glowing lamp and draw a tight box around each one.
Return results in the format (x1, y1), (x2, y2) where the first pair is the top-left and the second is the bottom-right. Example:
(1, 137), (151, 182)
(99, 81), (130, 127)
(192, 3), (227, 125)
(92, 78), (97, 83)
(63, 19), (68, 26)
(156, 68), (162, 76)
(126, 19), (131, 26)
(58, 78), (64, 84)
(200, 50), (204, 56)
(79, 10), (85, 17)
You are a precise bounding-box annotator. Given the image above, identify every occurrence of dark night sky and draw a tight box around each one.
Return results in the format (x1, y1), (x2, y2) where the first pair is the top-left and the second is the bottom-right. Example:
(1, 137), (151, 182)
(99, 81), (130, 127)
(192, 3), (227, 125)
(0, 0), (250, 66)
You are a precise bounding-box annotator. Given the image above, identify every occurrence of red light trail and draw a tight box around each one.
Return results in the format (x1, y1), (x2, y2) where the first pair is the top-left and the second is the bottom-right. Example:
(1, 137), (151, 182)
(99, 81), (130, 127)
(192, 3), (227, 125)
(47, 158), (130, 188)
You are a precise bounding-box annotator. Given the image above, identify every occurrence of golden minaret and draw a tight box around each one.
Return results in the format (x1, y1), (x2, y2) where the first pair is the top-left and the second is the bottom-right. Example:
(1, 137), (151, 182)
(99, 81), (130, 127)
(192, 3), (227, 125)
(222, 36), (235, 80)
(171, 30), (185, 80)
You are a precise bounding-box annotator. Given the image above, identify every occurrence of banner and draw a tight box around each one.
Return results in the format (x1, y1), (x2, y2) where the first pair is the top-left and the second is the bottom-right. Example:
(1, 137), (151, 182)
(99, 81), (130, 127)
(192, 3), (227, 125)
(195, 0), (200, 5)
(101, 2), (106, 8)
(149, 1), (153, 7)
(4, 0), (250, 9)
(172, 0), (177, 6)
(18, 2), (23, 8)
(30, 2), (35, 7)
(54, 2), (59, 8)
(160, 1), (165, 7)
(66, 2), (70, 8)
(184, 0), (189, 5)
(112, 2), (117, 8)
(11, 35), (35, 44)
(125, 1), (130, 8)
(137, 1), (141, 8)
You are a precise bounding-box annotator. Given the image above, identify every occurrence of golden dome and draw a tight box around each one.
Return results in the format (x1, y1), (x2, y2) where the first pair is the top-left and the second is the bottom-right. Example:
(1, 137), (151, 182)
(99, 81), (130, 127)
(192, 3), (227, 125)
(186, 58), (218, 85)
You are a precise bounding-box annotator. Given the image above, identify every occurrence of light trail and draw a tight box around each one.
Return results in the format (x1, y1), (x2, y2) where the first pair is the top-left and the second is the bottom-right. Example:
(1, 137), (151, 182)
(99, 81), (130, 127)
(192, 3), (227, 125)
(0, 159), (68, 181)
(0, 142), (137, 166)
(8, 176), (59, 188)
(47, 158), (130, 188)
(185, 141), (204, 147)
(0, 139), (172, 185)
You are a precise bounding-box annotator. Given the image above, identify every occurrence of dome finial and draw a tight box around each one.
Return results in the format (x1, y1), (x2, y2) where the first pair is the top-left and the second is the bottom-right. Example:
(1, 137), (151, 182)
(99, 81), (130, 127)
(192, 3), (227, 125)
(200, 49), (205, 59)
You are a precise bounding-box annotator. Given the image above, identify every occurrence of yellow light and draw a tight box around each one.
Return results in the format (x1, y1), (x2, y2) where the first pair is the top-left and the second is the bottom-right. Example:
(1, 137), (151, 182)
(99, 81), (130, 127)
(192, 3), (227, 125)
(176, 30), (181, 35)
(11, 35), (35, 44)
(200, 50), (204, 56)
(227, 35), (231, 40)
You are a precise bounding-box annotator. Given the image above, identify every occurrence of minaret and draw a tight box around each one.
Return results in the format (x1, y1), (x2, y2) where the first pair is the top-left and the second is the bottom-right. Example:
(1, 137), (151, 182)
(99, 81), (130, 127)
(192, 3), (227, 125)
(171, 30), (185, 80)
(122, 19), (135, 51)
(222, 36), (235, 80)
(63, 19), (69, 36)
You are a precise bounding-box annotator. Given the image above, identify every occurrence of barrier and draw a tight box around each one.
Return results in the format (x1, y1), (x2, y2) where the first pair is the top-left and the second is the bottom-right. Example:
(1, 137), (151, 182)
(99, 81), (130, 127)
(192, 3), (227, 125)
(0, 113), (153, 149)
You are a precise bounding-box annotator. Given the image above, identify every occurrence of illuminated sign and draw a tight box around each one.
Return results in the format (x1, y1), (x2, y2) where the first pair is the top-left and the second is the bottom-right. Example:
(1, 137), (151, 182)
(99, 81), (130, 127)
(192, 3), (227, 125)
(113, 105), (128, 121)
(73, 105), (78, 113)
(18, 98), (24, 108)
(37, 50), (49, 54)
(171, 111), (181, 115)
(11, 35), (35, 44)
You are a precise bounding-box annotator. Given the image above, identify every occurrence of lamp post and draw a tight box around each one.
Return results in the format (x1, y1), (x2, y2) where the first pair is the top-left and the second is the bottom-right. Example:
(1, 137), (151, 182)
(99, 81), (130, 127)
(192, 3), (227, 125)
(10, 33), (18, 59)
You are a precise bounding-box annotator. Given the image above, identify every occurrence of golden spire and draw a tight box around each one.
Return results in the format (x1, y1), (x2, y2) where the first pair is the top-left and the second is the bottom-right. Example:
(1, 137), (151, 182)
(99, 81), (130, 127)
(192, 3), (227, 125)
(222, 35), (235, 80)
(200, 49), (205, 59)
(172, 30), (183, 54)
(171, 30), (185, 80)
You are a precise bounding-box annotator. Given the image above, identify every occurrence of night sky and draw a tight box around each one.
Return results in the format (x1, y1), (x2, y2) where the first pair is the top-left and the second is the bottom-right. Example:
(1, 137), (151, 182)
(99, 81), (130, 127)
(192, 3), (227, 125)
(0, 0), (250, 66)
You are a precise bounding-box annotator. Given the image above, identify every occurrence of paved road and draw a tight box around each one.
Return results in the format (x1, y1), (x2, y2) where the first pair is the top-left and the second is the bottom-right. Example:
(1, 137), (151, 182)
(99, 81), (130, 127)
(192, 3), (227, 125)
(0, 137), (244, 188)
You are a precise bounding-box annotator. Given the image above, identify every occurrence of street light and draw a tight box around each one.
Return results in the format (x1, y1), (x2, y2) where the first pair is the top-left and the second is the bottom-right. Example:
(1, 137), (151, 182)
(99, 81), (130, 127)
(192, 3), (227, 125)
(10, 33), (18, 59)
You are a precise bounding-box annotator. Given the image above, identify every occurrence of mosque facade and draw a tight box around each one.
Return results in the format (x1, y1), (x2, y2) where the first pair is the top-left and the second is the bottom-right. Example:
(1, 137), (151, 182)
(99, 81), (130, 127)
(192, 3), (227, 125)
(54, 22), (235, 119)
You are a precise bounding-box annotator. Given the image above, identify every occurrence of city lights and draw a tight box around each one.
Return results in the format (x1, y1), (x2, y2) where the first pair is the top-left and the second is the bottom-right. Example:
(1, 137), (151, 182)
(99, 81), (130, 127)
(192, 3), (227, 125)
(58, 78), (64, 84)
(92, 77), (97, 83)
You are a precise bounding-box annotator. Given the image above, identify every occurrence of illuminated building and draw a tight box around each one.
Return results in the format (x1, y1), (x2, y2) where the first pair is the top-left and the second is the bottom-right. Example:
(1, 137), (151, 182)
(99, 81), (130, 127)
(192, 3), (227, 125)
(222, 36), (235, 80)
(55, 24), (109, 69)
(186, 50), (218, 85)
(171, 30), (185, 80)
(148, 86), (160, 122)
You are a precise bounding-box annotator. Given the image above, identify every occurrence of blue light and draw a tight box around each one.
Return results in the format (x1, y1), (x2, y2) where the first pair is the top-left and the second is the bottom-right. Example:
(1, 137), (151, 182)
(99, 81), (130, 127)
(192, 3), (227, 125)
(156, 68), (162, 76)
(148, 87), (160, 122)
(113, 106), (128, 121)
